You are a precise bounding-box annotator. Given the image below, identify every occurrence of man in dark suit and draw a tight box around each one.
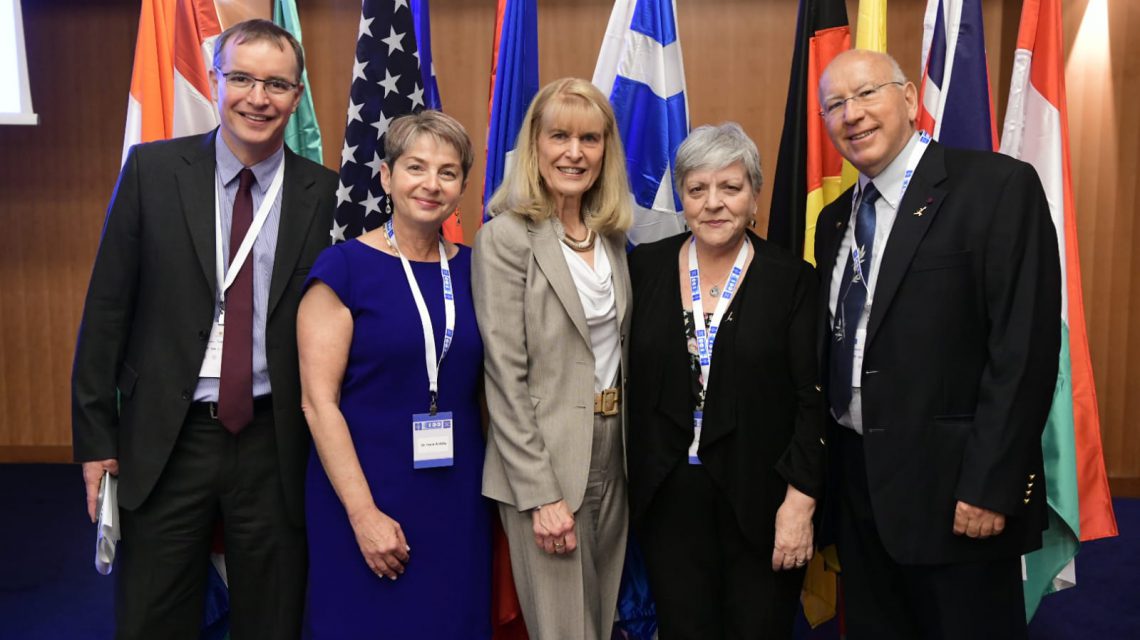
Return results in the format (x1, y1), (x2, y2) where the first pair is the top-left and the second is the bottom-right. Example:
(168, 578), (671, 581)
(72, 20), (336, 639)
(814, 50), (1061, 639)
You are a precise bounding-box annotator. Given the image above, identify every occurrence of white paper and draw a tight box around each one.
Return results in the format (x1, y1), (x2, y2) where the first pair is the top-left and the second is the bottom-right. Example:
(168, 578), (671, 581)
(94, 470), (119, 575)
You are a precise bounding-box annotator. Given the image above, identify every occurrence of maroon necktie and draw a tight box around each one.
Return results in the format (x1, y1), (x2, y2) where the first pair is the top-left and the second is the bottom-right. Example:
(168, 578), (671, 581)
(217, 168), (255, 434)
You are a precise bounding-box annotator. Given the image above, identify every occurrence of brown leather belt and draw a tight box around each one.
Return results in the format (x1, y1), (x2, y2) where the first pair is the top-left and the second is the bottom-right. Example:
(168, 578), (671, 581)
(593, 387), (621, 416)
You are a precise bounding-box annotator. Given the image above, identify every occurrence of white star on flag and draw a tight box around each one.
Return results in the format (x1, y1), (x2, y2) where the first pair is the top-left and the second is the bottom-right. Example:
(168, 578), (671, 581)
(381, 27), (405, 54)
(333, 0), (432, 241)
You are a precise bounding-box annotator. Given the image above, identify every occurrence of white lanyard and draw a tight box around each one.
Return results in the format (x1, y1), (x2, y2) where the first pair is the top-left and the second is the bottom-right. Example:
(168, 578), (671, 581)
(212, 161), (284, 305)
(848, 131), (931, 288)
(385, 218), (455, 414)
(689, 236), (750, 399)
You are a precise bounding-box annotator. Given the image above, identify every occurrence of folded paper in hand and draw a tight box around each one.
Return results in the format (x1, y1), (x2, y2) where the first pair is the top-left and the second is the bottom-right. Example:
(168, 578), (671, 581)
(94, 470), (119, 575)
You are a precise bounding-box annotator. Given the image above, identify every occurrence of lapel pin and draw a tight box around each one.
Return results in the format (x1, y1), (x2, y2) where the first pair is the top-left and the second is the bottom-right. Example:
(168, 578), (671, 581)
(913, 205), (927, 217)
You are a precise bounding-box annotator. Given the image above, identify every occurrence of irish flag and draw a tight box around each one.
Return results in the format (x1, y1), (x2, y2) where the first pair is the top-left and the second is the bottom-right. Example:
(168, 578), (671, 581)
(999, 0), (1118, 619)
(121, 0), (221, 164)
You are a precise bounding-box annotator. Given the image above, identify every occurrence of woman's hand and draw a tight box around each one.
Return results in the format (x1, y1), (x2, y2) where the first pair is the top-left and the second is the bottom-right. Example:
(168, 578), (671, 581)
(772, 485), (816, 571)
(349, 506), (411, 580)
(532, 499), (577, 555)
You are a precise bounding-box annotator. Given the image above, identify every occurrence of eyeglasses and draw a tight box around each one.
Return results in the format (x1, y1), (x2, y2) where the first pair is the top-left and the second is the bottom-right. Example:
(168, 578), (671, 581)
(820, 81), (905, 119)
(216, 69), (299, 96)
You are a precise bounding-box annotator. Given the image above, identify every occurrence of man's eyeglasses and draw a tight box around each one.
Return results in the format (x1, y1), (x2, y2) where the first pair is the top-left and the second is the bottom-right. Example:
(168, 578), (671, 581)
(820, 81), (905, 119)
(216, 69), (299, 96)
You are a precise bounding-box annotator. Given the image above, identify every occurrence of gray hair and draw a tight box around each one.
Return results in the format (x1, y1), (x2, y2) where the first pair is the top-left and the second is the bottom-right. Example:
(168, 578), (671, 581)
(674, 122), (763, 195)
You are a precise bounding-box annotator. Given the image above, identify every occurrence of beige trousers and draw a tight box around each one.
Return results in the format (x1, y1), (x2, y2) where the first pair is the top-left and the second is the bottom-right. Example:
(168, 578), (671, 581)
(499, 412), (628, 640)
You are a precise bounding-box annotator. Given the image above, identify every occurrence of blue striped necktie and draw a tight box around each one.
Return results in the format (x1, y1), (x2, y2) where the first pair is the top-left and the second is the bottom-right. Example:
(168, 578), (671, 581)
(830, 182), (880, 421)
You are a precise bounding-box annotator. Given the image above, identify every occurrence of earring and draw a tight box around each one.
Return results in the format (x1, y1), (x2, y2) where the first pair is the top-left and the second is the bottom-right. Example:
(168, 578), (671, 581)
(384, 196), (392, 219)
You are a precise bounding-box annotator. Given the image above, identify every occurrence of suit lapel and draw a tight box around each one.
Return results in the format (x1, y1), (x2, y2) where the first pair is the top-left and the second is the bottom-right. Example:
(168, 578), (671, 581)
(267, 149), (319, 319)
(176, 130), (220, 293)
(529, 217), (591, 344)
(866, 142), (948, 347)
(816, 189), (853, 365)
(606, 233), (631, 332)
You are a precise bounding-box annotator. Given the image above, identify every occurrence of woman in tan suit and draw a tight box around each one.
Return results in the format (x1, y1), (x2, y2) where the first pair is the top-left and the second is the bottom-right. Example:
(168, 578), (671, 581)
(472, 77), (633, 639)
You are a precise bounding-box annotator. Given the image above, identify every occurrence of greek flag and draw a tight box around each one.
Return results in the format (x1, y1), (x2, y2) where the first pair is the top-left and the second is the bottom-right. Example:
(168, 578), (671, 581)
(593, 0), (689, 245)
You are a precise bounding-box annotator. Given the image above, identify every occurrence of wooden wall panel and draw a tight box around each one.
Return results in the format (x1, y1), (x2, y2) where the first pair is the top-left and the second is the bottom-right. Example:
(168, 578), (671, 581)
(0, 0), (138, 454)
(1062, 0), (1140, 491)
(0, 0), (1136, 497)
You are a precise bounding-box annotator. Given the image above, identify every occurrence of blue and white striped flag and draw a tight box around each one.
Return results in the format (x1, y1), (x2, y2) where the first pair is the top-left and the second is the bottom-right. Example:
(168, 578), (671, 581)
(593, 0), (690, 245)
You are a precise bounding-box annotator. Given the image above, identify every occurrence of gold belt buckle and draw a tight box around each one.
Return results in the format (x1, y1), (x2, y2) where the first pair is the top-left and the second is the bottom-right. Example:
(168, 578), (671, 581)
(595, 388), (620, 417)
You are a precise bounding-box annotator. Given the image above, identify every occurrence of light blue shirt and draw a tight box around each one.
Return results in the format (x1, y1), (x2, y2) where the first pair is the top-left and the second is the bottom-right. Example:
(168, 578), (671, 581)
(193, 139), (284, 402)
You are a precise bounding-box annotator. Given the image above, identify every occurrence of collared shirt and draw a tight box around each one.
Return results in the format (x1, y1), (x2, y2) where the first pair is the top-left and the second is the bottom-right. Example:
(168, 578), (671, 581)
(193, 139), (284, 402)
(828, 131), (926, 432)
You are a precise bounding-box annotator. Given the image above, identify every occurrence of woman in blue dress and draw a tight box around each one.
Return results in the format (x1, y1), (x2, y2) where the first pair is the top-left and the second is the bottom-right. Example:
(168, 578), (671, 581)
(297, 111), (490, 638)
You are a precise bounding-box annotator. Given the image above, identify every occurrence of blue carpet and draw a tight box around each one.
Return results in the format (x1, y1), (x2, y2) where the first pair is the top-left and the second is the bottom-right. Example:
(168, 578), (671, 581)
(0, 463), (1135, 639)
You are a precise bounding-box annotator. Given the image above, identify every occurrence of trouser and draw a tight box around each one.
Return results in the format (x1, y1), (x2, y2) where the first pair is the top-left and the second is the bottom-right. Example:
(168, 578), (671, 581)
(499, 412), (628, 640)
(833, 425), (1027, 640)
(641, 462), (805, 639)
(115, 401), (305, 640)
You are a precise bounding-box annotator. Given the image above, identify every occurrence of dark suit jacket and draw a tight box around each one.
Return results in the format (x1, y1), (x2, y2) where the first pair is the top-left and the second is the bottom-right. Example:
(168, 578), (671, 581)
(815, 140), (1061, 564)
(72, 130), (337, 525)
(627, 231), (826, 550)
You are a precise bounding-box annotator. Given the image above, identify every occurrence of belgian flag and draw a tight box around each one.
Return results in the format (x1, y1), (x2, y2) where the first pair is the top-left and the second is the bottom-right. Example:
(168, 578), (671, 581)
(768, 0), (851, 266)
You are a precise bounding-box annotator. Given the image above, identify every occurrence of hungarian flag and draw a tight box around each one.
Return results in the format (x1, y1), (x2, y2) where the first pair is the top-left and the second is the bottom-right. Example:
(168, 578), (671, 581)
(768, 0), (850, 265)
(483, 0), (538, 223)
(916, 0), (996, 150)
(999, 0), (1118, 619)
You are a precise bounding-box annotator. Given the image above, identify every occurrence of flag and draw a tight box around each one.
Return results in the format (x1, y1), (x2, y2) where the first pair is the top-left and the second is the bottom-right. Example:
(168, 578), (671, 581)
(121, 0), (221, 164)
(999, 0), (1118, 619)
(274, 0), (323, 164)
(483, 0), (539, 222)
(332, 0), (429, 244)
(592, 0), (689, 246)
(768, 0), (850, 265)
(405, 0), (463, 242)
(916, 0), (996, 150)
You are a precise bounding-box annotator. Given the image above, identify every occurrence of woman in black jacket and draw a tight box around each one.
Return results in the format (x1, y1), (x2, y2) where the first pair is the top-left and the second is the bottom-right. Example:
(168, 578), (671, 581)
(627, 122), (826, 639)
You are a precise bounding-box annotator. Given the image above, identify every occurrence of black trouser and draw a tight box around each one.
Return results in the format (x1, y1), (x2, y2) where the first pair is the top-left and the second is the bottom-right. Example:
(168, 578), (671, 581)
(833, 425), (1027, 640)
(115, 401), (305, 640)
(640, 463), (805, 639)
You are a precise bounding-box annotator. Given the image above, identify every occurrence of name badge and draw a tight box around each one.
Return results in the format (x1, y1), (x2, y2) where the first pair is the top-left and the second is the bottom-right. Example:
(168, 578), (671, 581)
(688, 411), (702, 465)
(412, 411), (454, 469)
(198, 310), (225, 378)
(852, 328), (866, 388)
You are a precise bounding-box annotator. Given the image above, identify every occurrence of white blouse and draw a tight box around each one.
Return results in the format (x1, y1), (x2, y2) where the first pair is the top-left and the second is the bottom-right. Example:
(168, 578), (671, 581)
(560, 239), (621, 392)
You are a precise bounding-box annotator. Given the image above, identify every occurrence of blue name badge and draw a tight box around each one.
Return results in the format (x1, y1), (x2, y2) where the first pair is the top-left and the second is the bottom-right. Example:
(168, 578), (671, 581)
(688, 411), (702, 465)
(412, 412), (454, 469)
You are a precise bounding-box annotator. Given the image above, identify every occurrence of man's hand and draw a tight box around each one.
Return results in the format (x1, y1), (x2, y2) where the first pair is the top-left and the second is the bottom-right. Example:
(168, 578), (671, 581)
(952, 501), (1006, 538)
(83, 459), (119, 522)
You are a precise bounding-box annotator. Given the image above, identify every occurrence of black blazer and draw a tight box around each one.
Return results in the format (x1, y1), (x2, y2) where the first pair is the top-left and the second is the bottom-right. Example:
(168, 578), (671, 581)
(627, 231), (826, 550)
(815, 140), (1060, 564)
(71, 130), (337, 525)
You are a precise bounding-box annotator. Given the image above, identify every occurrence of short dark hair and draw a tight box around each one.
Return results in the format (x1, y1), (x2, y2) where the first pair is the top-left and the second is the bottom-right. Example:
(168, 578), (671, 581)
(213, 19), (305, 82)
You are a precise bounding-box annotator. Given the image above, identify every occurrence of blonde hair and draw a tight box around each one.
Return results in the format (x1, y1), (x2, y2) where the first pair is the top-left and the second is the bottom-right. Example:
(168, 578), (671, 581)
(384, 110), (474, 182)
(486, 77), (632, 234)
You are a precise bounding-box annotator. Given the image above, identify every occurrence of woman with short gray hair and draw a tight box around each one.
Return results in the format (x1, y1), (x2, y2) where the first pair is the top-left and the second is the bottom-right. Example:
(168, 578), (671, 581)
(626, 122), (826, 637)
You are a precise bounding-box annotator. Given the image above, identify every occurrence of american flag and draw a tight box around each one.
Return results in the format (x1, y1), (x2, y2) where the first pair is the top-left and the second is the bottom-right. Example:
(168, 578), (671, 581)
(332, 0), (426, 243)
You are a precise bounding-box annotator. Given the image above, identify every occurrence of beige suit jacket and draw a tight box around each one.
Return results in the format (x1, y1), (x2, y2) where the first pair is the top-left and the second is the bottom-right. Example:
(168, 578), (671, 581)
(473, 212), (631, 513)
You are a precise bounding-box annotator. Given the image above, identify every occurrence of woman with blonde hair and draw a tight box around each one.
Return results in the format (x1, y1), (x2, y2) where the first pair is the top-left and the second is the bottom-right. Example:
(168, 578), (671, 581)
(473, 77), (632, 639)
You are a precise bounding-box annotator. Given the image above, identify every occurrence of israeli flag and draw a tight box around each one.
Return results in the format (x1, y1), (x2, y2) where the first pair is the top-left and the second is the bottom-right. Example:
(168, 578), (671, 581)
(593, 0), (690, 245)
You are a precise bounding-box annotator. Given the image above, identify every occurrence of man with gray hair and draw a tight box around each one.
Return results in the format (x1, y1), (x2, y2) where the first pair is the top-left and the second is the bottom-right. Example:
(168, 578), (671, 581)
(814, 49), (1060, 638)
(72, 19), (336, 638)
